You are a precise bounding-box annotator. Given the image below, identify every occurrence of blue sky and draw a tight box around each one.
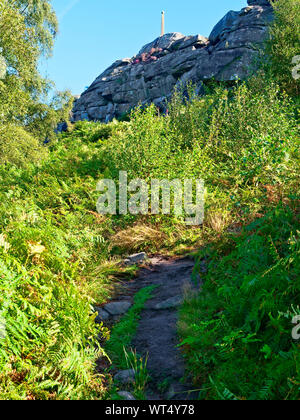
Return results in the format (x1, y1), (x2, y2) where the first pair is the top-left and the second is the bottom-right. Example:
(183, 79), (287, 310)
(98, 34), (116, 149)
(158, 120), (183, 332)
(42, 0), (246, 95)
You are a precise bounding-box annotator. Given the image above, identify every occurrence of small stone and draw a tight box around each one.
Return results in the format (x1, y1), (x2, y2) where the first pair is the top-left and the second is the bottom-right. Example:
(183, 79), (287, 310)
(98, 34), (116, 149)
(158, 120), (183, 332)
(124, 252), (147, 266)
(104, 301), (132, 316)
(94, 307), (110, 323)
(117, 391), (136, 400)
(114, 369), (135, 385)
(154, 296), (183, 310)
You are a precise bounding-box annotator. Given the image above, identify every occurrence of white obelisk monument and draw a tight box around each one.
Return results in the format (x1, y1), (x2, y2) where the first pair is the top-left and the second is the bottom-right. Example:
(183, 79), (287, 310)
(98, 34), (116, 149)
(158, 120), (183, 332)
(161, 11), (165, 37)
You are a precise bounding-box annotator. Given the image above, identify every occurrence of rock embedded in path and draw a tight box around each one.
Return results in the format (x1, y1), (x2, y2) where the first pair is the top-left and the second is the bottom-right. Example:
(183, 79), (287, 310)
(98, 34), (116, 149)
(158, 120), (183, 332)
(154, 295), (183, 310)
(114, 369), (135, 385)
(94, 307), (110, 323)
(104, 301), (132, 316)
(123, 252), (148, 266)
(117, 391), (136, 401)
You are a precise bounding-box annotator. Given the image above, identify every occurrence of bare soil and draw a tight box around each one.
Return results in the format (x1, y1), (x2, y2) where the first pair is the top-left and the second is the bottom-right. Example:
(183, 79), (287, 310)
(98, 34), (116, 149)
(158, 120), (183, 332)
(122, 256), (200, 400)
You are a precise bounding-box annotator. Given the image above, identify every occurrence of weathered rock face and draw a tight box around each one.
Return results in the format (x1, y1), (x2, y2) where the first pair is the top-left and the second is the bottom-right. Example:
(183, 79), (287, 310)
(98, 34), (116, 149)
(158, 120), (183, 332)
(72, 0), (273, 123)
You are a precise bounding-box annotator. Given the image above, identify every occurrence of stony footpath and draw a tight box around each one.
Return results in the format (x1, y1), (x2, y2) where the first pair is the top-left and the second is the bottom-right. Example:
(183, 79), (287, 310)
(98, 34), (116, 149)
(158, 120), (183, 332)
(96, 254), (203, 400)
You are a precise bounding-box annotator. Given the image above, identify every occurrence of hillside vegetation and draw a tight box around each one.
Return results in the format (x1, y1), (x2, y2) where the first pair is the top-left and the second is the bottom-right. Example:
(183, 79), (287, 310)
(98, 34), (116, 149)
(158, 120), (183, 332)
(0, 0), (299, 400)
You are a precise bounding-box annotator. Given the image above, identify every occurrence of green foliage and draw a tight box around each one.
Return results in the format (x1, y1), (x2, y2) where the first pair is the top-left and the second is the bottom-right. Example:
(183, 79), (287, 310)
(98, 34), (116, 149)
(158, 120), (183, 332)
(0, 256), (103, 400)
(0, 137), (121, 399)
(1, 70), (297, 399)
(264, 0), (300, 96)
(26, 90), (74, 144)
(72, 119), (128, 143)
(0, 124), (47, 167)
(94, 60), (298, 401)
(13, 0), (58, 56)
(0, 0), (39, 123)
(0, 0), (72, 158)
(102, 78), (298, 226)
(179, 206), (300, 400)
(124, 348), (150, 400)
(103, 104), (190, 181)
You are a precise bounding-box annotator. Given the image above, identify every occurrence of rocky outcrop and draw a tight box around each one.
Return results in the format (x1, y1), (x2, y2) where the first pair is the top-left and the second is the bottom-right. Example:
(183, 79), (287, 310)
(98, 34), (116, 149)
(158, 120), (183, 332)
(72, 0), (273, 123)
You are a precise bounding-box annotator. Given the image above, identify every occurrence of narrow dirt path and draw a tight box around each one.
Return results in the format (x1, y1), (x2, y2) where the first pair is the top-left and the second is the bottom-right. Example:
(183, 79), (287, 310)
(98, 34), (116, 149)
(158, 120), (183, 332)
(121, 256), (200, 400)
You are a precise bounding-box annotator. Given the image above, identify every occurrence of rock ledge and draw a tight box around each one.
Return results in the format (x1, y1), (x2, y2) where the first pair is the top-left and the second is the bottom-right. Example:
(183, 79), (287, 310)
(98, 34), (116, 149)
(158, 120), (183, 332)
(72, 1), (273, 123)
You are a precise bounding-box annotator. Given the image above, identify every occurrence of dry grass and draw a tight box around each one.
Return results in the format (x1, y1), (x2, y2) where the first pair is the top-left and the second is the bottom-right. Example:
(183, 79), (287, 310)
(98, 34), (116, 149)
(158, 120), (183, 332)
(205, 210), (231, 233)
(77, 259), (136, 304)
(111, 224), (167, 253)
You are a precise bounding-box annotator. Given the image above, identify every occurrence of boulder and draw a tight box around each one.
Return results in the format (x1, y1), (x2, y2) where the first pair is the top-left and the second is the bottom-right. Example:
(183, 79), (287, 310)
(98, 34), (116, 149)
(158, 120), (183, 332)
(114, 369), (135, 385)
(248, 0), (271, 5)
(153, 296), (183, 310)
(117, 391), (136, 400)
(209, 10), (239, 45)
(104, 301), (132, 316)
(72, 2), (274, 123)
(139, 32), (185, 55)
(123, 252), (147, 266)
(94, 307), (110, 323)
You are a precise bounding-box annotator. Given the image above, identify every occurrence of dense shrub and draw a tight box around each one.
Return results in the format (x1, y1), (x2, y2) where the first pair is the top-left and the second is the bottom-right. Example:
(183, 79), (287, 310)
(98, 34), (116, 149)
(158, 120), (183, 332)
(0, 139), (117, 399)
(102, 79), (298, 224)
(264, 0), (300, 96)
(71, 119), (128, 143)
(179, 206), (300, 400)
(0, 125), (47, 167)
(0, 253), (103, 399)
